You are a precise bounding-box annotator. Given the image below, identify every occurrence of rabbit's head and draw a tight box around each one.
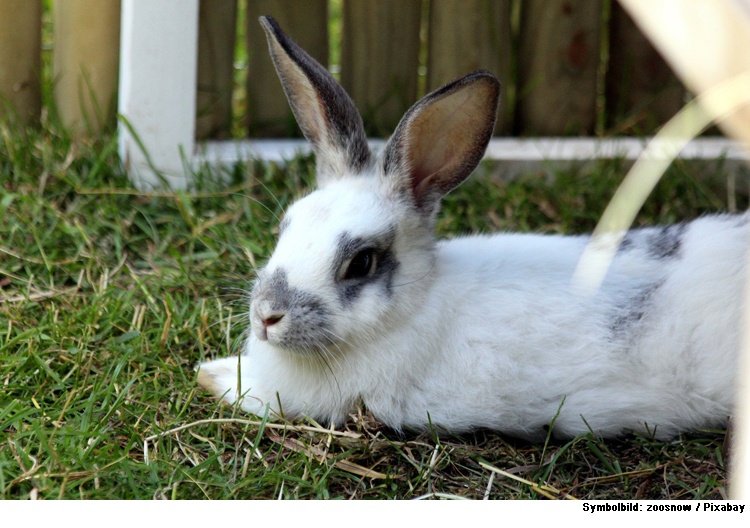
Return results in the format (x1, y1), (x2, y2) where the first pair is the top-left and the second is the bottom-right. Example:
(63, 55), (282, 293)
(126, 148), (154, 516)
(251, 17), (500, 353)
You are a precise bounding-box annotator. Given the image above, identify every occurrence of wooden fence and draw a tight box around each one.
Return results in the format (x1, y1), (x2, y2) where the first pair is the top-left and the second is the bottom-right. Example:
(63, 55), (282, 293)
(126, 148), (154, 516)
(0, 0), (686, 139)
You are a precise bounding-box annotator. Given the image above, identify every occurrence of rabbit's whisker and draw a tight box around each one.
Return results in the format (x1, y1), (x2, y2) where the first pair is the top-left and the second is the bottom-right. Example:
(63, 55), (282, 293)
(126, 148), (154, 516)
(238, 166), (287, 217)
(391, 250), (440, 289)
(235, 193), (282, 224)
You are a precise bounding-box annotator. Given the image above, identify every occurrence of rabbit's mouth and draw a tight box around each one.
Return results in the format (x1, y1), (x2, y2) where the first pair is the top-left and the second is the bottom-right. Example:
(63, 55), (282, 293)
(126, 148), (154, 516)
(250, 269), (335, 351)
(251, 302), (335, 352)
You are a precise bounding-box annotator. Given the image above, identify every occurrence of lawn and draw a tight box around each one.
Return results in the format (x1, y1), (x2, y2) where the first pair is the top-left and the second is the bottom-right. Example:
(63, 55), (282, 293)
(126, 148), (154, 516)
(0, 114), (741, 499)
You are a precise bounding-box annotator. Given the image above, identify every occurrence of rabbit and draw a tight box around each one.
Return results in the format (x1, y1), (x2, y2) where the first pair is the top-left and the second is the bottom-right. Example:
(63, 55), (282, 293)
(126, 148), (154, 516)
(196, 16), (744, 441)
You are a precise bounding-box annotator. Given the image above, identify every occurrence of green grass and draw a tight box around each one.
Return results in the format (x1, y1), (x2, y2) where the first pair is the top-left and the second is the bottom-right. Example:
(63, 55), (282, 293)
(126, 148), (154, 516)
(0, 115), (741, 499)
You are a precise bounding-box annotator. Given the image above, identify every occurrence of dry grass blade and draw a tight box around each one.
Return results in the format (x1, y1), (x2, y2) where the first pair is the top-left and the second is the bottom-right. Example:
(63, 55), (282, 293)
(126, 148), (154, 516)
(479, 461), (578, 500)
(266, 430), (389, 480)
(413, 492), (471, 500)
(142, 417), (362, 465)
(574, 72), (750, 293)
(75, 179), (258, 199)
(577, 461), (677, 487)
(0, 288), (79, 303)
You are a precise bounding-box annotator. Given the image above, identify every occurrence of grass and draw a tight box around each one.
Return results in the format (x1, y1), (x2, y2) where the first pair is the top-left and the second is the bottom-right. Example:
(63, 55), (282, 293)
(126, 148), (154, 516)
(0, 112), (743, 499)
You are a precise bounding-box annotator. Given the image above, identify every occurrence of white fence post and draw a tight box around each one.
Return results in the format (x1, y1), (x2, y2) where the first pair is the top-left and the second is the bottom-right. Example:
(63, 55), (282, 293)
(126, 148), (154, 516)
(118, 0), (199, 189)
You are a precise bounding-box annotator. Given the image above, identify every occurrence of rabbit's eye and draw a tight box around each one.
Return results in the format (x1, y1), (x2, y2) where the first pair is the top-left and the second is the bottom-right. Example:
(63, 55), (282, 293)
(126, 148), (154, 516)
(344, 249), (376, 280)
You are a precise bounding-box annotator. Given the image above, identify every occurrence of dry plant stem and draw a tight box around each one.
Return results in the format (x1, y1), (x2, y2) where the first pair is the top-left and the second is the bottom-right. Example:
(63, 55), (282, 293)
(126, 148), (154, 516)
(734, 218), (750, 498)
(478, 461), (578, 500)
(142, 418), (361, 464)
(75, 179), (258, 198)
(573, 71), (750, 293)
(619, 0), (750, 147)
(569, 69), (750, 497)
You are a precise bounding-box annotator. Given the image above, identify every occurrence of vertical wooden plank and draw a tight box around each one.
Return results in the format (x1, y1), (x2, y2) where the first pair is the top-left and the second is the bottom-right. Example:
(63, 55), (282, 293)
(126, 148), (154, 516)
(53, 0), (120, 133)
(427, 0), (513, 135)
(119, 0), (199, 189)
(245, 0), (328, 136)
(341, 0), (422, 135)
(196, 0), (237, 139)
(0, 0), (41, 124)
(517, 0), (603, 135)
(606, 2), (684, 133)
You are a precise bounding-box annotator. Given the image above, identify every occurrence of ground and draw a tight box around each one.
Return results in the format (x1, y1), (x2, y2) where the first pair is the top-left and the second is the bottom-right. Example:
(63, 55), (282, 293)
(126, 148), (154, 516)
(0, 118), (741, 499)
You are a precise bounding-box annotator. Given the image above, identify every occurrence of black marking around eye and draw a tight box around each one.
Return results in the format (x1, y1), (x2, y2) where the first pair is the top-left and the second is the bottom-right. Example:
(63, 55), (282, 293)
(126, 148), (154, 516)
(609, 281), (663, 341)
(646, 223), (686, 259)
(253, 268), (332, 351)
(333, 226), (400, 306)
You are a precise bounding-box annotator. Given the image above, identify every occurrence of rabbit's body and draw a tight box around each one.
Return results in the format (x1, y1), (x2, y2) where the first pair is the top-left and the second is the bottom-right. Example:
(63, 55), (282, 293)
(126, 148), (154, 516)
(202, 211), (743, 440)
(197, 17), (742, 440)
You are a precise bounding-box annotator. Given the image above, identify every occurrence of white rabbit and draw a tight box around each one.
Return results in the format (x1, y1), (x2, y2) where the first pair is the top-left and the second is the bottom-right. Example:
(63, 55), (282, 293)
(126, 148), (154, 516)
(197, 16), (744, 440)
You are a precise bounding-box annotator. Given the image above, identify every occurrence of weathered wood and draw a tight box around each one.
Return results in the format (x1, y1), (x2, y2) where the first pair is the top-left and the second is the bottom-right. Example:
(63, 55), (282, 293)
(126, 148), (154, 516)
(427, 0), (513, 134)
(196, 0), (237, 139)
(341, 0), (422, 135)
(53, 0), (120, 133)
(0, 0), (41, 124)
(606, 2), (685, 134)
(517, 0), (603, 135)
(245, 0), (329, 136)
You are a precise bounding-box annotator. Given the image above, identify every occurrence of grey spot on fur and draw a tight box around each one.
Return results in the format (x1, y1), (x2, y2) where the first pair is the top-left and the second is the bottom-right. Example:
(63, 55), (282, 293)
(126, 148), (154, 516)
(333, 226), (399, 306)
(253, 268), (332, 351)
(609, 282), (663, 341)
(616, 223), (687, 259)
(618, 231), (636, 252)
(647, 223), (687, 259)
(735, 213), (749, 228)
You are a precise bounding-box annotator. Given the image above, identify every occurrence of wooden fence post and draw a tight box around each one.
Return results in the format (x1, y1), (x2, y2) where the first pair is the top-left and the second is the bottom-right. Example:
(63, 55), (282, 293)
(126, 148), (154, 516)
(606, 2), (685, 134)
(427, 0), (513, 135)
(53, 0), (121, 133)
(341, 0), (422, 135)
(517, 0), (603, 135)
(118, 0), (199, 189)
(0, 0), (41, 124)
(196, 0), (237, 139)
(245, 0), (329, 137)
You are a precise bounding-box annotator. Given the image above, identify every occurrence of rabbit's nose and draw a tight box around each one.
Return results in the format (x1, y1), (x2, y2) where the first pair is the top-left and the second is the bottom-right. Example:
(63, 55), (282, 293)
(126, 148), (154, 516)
(255, 299), (286, 328)
(261, 313), (284, 327)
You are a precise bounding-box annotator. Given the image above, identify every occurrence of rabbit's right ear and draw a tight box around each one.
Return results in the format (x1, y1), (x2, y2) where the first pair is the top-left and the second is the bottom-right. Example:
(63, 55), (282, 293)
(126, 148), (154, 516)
(260, 16), (371, 186)
(379, 71), (500, 218)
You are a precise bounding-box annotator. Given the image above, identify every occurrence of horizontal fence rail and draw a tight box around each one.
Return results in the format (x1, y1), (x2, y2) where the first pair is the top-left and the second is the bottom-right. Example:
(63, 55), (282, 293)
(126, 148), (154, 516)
(197, 136), (750, 184)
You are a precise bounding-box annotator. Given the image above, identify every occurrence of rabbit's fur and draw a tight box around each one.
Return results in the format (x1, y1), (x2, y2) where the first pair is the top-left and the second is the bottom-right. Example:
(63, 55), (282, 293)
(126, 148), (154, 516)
(197, 16), (744, 440)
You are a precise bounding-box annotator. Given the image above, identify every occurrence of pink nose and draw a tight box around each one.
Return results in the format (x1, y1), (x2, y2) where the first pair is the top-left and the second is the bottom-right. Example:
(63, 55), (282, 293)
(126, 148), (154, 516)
(261, 314), (284, 327)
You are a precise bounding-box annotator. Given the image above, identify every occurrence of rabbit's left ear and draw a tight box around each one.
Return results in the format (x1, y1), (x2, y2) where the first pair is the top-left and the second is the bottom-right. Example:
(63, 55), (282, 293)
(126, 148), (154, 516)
(380, 71), (500, 217)
(260, 16), (371, 186)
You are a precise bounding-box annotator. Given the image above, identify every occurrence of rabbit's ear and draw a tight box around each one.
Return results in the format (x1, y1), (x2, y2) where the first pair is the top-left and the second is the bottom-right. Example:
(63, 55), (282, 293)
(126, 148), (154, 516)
(380, 71), (499, 215)
(260, 16), (371, 185)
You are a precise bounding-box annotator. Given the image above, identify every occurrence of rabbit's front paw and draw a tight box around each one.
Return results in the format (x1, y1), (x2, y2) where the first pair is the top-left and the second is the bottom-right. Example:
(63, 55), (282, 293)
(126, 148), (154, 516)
(196, 356), (274, 416)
